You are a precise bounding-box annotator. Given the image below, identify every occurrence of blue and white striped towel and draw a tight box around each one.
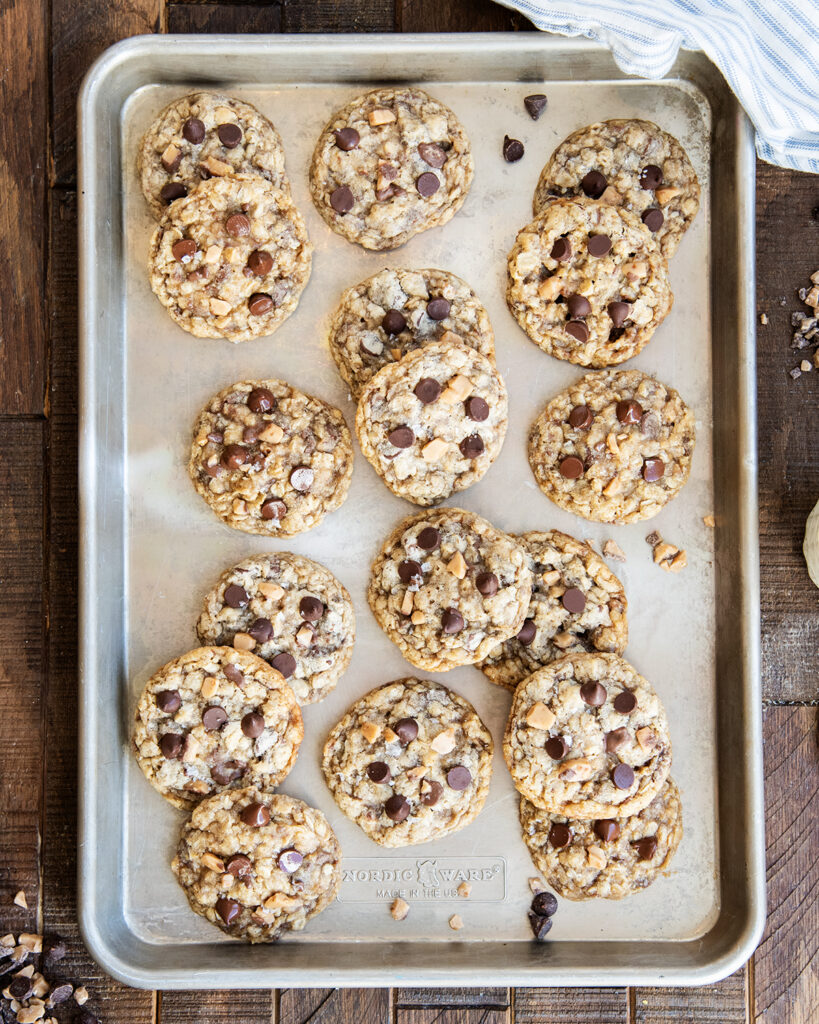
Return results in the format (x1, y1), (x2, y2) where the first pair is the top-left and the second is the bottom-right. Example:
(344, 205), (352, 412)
(493, 0), (819, 173)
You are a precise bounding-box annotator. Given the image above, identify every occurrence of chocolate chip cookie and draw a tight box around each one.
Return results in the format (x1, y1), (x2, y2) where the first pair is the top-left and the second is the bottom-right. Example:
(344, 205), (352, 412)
(506, 196), (672, 367)
(172, 788), (341, 941)
(356, 340), (508, 506)
(503, 653), (672, 819)
(188, 378), (354, 536)
(309, 87), (474, 250)
(533, 119), (700, 258)
(519, 777), (683, 899)
(138, 91), (290, 221)
(195, 552), (355, 706)
(527, 369), (696, 523)
(321, 678), (493, 847)
(480, 531), (628, 691)
(328, 267), (495, 401)
(133, 646), (303, 810)
(148, 174), (311, 342)
(368, 508), (533, 672)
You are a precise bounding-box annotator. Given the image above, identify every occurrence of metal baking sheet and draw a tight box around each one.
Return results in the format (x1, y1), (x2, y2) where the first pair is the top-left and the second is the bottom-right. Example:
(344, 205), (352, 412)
(78, 33), (765, 988)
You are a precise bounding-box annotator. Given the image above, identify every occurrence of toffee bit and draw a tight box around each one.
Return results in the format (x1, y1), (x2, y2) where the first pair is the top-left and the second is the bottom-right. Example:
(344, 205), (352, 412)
(602, 538), (627, 562)
(703, 514), (716, 528)
(390, 897), (410, 921)
(448, 914), (464, 931)
(457, 881), (472, 898)
(12, 892), (27, 911)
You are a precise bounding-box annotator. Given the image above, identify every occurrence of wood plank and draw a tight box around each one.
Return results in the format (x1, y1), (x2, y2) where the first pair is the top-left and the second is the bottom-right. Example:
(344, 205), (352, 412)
(634, 969), (747, 1022)
(50, 0), (161, 186)
(755, 162), (819, 701)
(0, 0), (48, 413)
(514, 988), (627, 1023)
(398, 0), (533, 31)
(754, 705), (819, 1023)
(397, 1009), (509, 1024)
(283, 0), (394, 32)
(160, 991), (274, 1022)
(167, 2), (282, 33)
(396, 989), (510, 1007)
(279, 988), (390, 1024)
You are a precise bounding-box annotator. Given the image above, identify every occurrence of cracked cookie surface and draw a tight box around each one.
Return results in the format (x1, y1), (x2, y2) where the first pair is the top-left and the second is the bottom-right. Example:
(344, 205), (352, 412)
(480, 531), (628, 691)
(148, 174), (311, 342)
(196, 552), (355, 706)
(172, 788), (341, 942)
(309, 87), (474, 250)
(322, 678), (493, 847)
(133, 646), (303, 810)
(507, 196), (672, 367)
(527, 368), (695, 524)
(188, 378), (353, 536)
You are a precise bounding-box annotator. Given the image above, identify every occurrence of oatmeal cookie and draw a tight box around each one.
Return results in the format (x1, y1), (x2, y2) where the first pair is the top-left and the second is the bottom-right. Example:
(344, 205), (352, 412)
(527, 369), (695, 523)
(533, 119), (700, 258)
(368, 508), (532, 672)
(148, 174), (311, 342)
(480, 531), (628, 691)
(196, 552), (355, 706)
(321, 678), (493, 847)
(138, 91), (290, 221)
(519, 777), (683, 899)
(356, 341), (508, 506)
(309, 87), (474, 250)
(328, 267), (495, 401)
(503, 653), (672, 818)
(172, 789), (341, 941)
(188, 378), (353, 536)
(506, 196), (672, 367)
(133, 646), (303, 810)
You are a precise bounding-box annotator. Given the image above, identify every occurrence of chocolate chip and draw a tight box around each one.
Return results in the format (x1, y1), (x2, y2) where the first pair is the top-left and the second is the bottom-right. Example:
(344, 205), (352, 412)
(568, 405), (593, 429)
(388, 425), (415, 448)
(417, 526), (440, 550)
(640, 411), (660, 439)
(639, 164), (663, 190)
(261, 498), (287, 521)
(223, 663), (244, 686)
(545, 735), (569, 760)
(642, 208), (664, 232)
(47, 982), (74, 1006)
(503, 134), (524, 162)
(240, 801), (270, 827)
(459, 434), (484, 459)
(241, 711), (265, 738)
(243, 425), (263, 444)
(245, 618), (271, 645)
(182, 117), (205, 144)
(528, 910), (553, 940)
(580, 170), (607, 198)
(246, 388), (275, 415)
(416, 172), (440, 197)
(226, 854), (252, 879)
(580, 681), (607, 706)
(565, 320), (589, 343)
(612, 763), (635, 789)
(422, 780), (443, 806)
(616, 399), (643, 425)
(299, 596), (324, 621)
(278, 848), (304, 873)
(210, 760), (244, 786)
(223, 584), (249, 609)
(43, 934), (67, 962)
(398, 559), (423, 584)
(334, 127), (360, 150)
(475, 571), (499, 596)
(566, 293), (591, 318)
(385, 794), (411, 822)
(172, 238), (196, 263)
(367, 761), (391, 784)
(290, 466), (314, 491)
(410, 378), (441, 407)
(531, 890), (558, 916)
(562, 587), (586, 614)
(632, 835), (658, 860)
(524, 93), (548, 120)
(382, 309), (407, 334)
(217, 123), (242, 148)
(330, 186), (354, 213)
(215, 897), (240, 925)
(226, 213), (250, 238)
(207, 431), (224, 444)
(464, 396), (489, 422)
(221, 444), (246, 470)
(159, 732), (183, 759)
(551, 237), (572, 261)
(441, 608), (465, 633)
(517, 619), (536, 646)
(613, 690), (637, 714)
(587, 234), (612, 257)
(156, 689), (181, 713)
(9, 976), (33, 1000)
(446, 765), (471, 790)
(160, 181), (187, 204)
(248, 293), (274, 316)
(427, 297), (451, 320)
(559, 455), (584, 479)
(418, 142), (446, 167)
(595, 819), (621, 843)
(642, 457), (665, 482)
(549, 822), (571, 848)
(604, 727), (629, 753)
(607, 300), (631, 327)
(246, 250), (274, 277)
(271, 652), (296, 678)
(391, 718), (418, 746)
(202, 705), (228, 731)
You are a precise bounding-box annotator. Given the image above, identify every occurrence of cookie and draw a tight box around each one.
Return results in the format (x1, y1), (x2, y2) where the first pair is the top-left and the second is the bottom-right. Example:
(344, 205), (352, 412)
(309, 87), (474, 250)
(172, 789), (341, 942)
(506, 196), (672, 367)
(356, 341), (508, 506)
(368, 508), (533, 672)
(519, 777), (683, 900)
(188, 378), (354, 536)
(533, 119), (700, 258)
(503, 653), (672, 819)
(527, 369), (696, 524)
(148, 174), (311, 342)
(480, 531), (628, 691)
(138, 91), (290, 221)
(328, 268), (495, 401)
(321, 678), (493, 847)
(195, 553), (355, 706)
(133, 646), (303, 810)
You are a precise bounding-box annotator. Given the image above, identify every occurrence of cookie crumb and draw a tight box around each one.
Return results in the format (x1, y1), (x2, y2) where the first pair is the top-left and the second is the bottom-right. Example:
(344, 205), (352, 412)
(646, 533), (687, 572)
(73, 987), (89, 1006)
(457, 882), (472, 898)
(645, 531), (662, 547)
(790, 367), (802, 379)
(528, 876), (546, 894)
(448, 914), (464, 931)
(12, 892), (27, 910)
(583, 537), (597, 552)
(759, 312), (768, 325)
(1, 933), (15, 948)
(390, 897), (409, 921)
(703, 514), (715, 528)
(801, 359), (812, 372)
(602, 538), (627, 562)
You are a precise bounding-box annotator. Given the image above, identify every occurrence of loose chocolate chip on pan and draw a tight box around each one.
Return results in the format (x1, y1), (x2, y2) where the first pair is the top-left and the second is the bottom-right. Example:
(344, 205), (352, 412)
(388, 425), (415, 448)
(441, 608), (465, 634)
(247, 250), (274, 277)
(422, 780), (444, 806)
(562, 587), (586, 614)
(565, 320), (589, 343)
(241, 711), (265, 738)
(465, 396), (489, 421)
(395, 718), (419, 744)
(580, 170), (607, 199)
(202, 705), (228, 731)
(427, 297), (451, 320)
(182, 117), (205, 144)
(226, 854), (252, 879)
(568, 405), (593, 430)
(566, 293), (591, 318)
(580, 681), (607, 706)
(159, 733), (184, 759)
(330, 186), (354, 213)
(587, 233), (612, 257)
(290, 466), (314, 491)
(210, 760), (244, 786)
(216, 897), (240, 925)
(459, 434), (484, 459)
(226, 213), (250, 237)
(417, 526), (440, 550)
(549, 822), (572, 848)
(382, 309), (407, 334)
(367, 761), (391, 784)
(616, 399), (643, 425)
(639, 164), (663, 190)
(613, 690), (637, 714)
(612, 763), (635, 789)
(475, 571), (499, 596)
(299, 596), (324, 621)
(160, 181), (187, 204)
(642, 208), (664, 232)
(528, 910), (553, 940)
(278, 848), (304, 873)
(249, 617), (273, 643)
(223, 663), (244, 686)
(261, 498), (287, 522)
(416, 172), (440, 197)
(224, 584), (249, 609)
(595, 819), (621, 843)
(172, 238), (196, 263)
(221, 444), (247, 470)
(545, 735), (569, 760)
(642, 457), (665, 482)
(248, 293), (274, 316)
(550, 236), (572, 261)
(524, 93), (548, 120)
(604, 727), (629, 753)
(156, 689), (181, 713)
(418, 142), (447, 167)
(398, 559), (423, 584)
(632, 835), (658, 860)
(559, 455), (584, 479)
(517, 619), (536, 646)
(385, 794), (411, 822)
(334, 127), (360, 150)
(270, 652), (296, 678)
(446, 765), (472, 790)
(607, 300), (631, 328)
(217, 123), (242, 148)
(414, 377), (441, 403)
(531, 890), (558, 917)
(503, 135), (525, 162)
(240, 801), (270, 827)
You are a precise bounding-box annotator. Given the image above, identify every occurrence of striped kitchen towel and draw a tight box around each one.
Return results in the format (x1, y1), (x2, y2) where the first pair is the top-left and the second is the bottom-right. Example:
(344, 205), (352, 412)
(493, 0), (819, 173)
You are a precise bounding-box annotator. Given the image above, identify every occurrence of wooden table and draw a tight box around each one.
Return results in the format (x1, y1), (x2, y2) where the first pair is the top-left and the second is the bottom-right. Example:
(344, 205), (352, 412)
(1, 1), (816, 1021)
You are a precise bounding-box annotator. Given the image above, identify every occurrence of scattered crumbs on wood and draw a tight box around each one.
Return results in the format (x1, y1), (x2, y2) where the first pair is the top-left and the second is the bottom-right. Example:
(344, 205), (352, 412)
(760, 311), (768, 325)
(448, 914), (464, 931)
(801, 359), (812, 372)
(73, 986), (89, 1006)
(12, 892), (27, 910)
